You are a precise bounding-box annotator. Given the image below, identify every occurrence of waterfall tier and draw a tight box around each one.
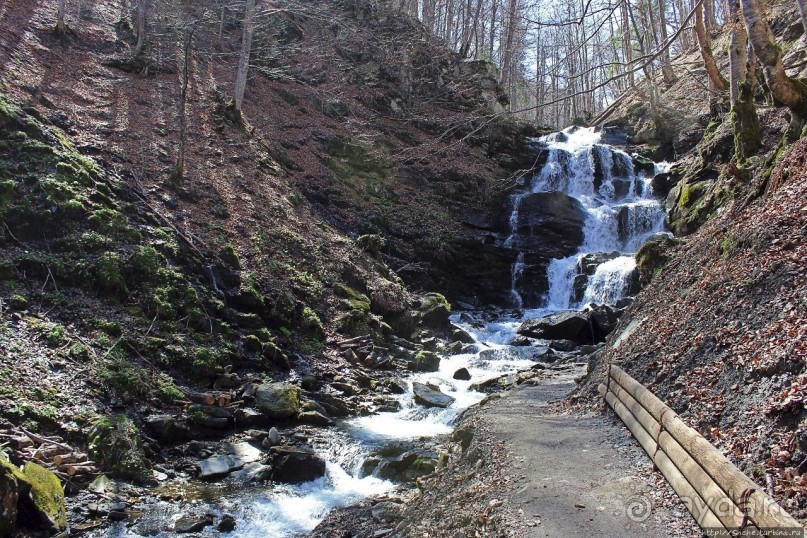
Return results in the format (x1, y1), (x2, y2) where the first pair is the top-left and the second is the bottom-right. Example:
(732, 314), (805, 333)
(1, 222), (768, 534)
(506, 126), (667, 309)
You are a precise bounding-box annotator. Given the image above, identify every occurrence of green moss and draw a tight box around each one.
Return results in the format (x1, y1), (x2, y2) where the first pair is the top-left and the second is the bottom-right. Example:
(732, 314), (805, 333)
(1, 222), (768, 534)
(97, 357), (149, 398)
(8, 294), (28, 310)
(20, 462), (67, 532)
(0, 179), (14, 215)
(87, 208), (133, 239)
(301, 306), (324, 338)
(129, 245), (163, 282)
(218, 244), (241, 270)
(192, 347), (219, 377)
(88, 415), (147, 480)
(97, 251), (126, 296)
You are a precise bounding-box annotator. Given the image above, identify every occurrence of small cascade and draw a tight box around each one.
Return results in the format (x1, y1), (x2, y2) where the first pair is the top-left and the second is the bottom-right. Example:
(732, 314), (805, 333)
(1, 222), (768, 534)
(505, 126), (666, 308)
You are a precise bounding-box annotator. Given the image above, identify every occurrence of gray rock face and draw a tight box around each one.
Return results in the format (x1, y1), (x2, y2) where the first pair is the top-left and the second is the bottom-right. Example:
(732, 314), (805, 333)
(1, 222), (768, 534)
(271, 447), (327, 484)
(412, 382), (455, 408)
(144, 414), (191, 444)
(517, 311), (593, 344)
(508, 192), (586, 257)
(254, 382), (300, 420)
(414, 351), (441, 372)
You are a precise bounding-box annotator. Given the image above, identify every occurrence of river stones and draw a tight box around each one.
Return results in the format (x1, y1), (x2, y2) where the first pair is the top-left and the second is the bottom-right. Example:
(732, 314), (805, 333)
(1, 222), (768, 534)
(418, 293), (451, 329)
(412, 382), (455, 408)
(197, 442), (263, 480)
(452, 367), (471, 381)
(174, 514), (213, 533)
(270, 446), (327, 484)
(254, 382), (301, 420)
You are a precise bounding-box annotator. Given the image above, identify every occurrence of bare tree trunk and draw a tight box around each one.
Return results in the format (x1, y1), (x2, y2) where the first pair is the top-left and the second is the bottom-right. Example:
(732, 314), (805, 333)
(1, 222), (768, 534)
(171, 26), (194, 186)
(234, 0), (256, 112)
(621, 0), (635, 87)
(695, 0), (728, 92)
(741, 0), (807, 127)
(728, 0), (759, 160)
(423, 0), (436, 31)
(57, 0), (67, 34)
(133, 0), (146, 58)
(797, 0), (807, 34)
(658, 0), (677, 83)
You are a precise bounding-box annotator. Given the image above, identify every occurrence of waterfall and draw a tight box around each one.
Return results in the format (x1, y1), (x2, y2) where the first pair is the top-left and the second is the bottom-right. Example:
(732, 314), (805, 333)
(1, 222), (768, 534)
(506, 126), (666, 308)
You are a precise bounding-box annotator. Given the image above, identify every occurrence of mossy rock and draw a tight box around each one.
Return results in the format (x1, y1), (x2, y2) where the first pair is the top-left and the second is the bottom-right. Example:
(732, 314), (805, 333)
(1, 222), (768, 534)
(636, 235), (679, 286)
(418, 293), (451, 330)
(96, 251), (127, 297)
(387, 309), (421, 339)
(20, 463), (67, 532)
(254, 382), (300, 419)
(356, 234), (385, 256)
(414, 350), (441, 372)
(88, 415), (148, 480)
(0, 457), (67, 533)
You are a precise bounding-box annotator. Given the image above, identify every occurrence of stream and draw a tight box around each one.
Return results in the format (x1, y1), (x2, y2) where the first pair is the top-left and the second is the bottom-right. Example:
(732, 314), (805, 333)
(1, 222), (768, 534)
(97, 126), (669, 537)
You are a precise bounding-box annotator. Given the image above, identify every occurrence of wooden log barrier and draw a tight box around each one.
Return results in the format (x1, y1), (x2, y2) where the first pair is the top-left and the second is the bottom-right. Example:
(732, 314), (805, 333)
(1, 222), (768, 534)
(600, 364), (802, 533)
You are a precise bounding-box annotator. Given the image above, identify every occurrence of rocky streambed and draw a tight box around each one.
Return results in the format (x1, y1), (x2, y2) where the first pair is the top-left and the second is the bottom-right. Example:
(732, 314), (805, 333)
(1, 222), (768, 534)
(45, 303), (625, 537)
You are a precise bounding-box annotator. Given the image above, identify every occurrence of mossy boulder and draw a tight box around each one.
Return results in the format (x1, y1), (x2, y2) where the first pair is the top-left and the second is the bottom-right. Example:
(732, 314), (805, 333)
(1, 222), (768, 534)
(418, 293), (451, 330)
(0, 457), (67, 534)
(19, 463), (67, 532)
(0, 458), (18, 535)
(254, 382), (301, 420)
(414, 350), (441, 372)
(88, 415), (148, 480)
(636, 235), (679, 286)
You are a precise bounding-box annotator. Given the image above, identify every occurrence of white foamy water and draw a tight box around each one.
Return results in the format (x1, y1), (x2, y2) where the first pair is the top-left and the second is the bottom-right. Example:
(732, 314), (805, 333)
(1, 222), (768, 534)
(506, 126), (667, 309)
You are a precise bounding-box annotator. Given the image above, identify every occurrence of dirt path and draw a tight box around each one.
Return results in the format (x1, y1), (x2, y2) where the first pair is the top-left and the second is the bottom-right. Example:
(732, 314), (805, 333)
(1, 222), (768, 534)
(474, 367), (699, 536)
(391, 365), (700, 537)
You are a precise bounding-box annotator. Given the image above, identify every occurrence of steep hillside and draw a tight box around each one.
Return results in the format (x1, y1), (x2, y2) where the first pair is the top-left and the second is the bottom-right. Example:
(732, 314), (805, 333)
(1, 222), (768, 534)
(576, 1), (807, 518)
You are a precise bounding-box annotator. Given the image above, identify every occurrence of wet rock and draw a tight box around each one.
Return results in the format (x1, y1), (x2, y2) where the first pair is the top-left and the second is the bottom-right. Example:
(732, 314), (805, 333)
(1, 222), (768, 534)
(235, 407), (263, 427)
(418, 293), (451, 329)
(452, 368), (471, 381)
(271, 447), (327, 484)
(197, 442), (263, 480)
(229, 462), (272, 483)
(549, 339), (578, 352)
(298, 411), (333, 426)
(445, 341), (464, 355)
(450, 326), (475, 344)
(217, 514), (236, 532)
(509, 335), (532, 346)
(517, 311), (593, 344)
(175, 514), (213, 533)
(312, 393), (351, 417)
(584, 303), (622, 338)
(384, 379), (407, 394)
(509, 192), (586, 257)
(414, 351), (441, 372)
(254, 382), (301, 420)
(144, 414), (191, 444)
(412, 382), (455, 408)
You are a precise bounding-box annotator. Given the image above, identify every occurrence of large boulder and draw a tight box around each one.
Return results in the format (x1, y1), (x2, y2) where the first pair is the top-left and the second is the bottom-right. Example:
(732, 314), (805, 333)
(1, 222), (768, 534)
(0, 459), (67, 534)
(144, 414), (192, 444)
(508, 192), (586, 257)
(270, 447), (327, 484)
(517, 311), (593, 344)
(0, 460), (17, 535)
(418, 293), (451, 329)
(414, 351), (441, 372)
(412, 382), (455, 408)
(254, 382), (301, 420)
(197, 442), (263, 480)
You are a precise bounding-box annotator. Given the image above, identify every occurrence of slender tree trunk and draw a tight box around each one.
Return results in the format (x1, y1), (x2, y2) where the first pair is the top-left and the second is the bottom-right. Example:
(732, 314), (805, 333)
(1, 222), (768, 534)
(658, 0), (677, 83)
(741, 0), (807, 127)
(133, 0), (146, 58)
(171, 26), (194, 186)
(234, 0), (256, 112)
(797, 0), (807, 34)
(621, 0), (635, 87)
(728, 0), (759, 160)
(695, 0), (728, 92)
(423, 0), (436, 31)
(57, 0), (67, 34)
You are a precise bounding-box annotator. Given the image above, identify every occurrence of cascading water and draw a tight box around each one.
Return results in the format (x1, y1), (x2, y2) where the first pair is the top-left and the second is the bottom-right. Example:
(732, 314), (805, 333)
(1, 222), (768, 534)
(509, 126), (668, 309)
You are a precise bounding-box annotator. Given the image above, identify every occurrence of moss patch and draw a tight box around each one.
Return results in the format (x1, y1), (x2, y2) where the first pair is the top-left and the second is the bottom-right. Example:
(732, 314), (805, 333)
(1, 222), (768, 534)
(88, 414), (148, 480)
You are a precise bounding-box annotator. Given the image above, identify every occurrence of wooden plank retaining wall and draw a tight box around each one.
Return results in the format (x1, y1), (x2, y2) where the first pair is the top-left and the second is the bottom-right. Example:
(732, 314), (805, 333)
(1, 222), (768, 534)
(599, 364), (803, 534)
